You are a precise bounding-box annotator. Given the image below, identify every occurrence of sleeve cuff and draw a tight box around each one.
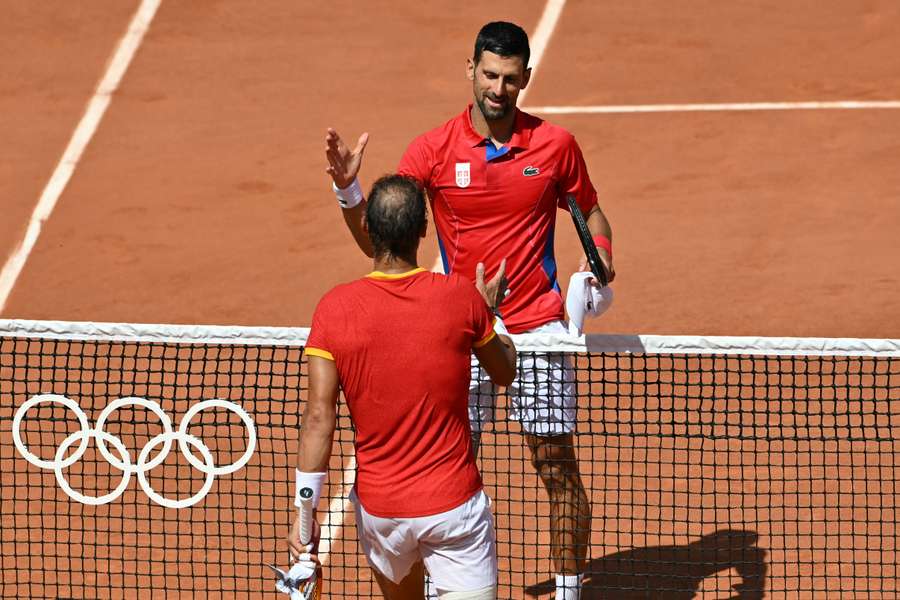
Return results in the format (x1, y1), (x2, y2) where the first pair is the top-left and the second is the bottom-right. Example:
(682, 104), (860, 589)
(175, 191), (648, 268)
(305, 347), (334, 361)
(473, 330), (497, 349)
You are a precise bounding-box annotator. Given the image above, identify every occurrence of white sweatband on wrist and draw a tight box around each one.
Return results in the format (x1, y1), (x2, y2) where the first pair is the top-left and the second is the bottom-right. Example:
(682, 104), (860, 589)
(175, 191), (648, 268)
(493, 317), (509, 337)
(332, 178), (364, 209)
(295, 470), (326, 509)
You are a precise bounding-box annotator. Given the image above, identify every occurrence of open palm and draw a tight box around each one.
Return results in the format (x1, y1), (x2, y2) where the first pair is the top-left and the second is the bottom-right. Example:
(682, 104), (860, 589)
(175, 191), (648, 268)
(325, 128), (369, 189)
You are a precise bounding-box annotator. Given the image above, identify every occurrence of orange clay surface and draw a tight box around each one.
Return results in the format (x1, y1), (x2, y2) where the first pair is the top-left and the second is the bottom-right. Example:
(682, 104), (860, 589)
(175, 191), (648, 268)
(2, 1), (898, 337)
(1, 1), (898, 599)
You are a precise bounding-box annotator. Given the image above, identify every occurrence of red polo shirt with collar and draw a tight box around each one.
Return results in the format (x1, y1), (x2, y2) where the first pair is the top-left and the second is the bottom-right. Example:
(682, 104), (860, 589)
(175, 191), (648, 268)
(397, 104), (599, 333)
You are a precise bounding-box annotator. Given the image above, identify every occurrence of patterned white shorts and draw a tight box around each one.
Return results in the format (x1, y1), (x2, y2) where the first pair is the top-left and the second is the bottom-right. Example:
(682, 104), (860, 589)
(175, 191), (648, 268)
(469, 320), (577, 436)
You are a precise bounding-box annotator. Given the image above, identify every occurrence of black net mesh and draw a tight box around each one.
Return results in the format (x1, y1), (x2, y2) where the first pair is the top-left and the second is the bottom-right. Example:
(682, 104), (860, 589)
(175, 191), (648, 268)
(1, 327), (897, 599)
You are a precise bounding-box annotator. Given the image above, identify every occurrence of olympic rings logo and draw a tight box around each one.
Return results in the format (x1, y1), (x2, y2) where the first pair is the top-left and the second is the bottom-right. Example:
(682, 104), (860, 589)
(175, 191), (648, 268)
(12, 394), (257, 509)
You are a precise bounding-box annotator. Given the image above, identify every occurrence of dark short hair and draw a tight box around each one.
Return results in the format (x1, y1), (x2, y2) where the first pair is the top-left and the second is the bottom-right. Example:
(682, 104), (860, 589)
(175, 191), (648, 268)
(366, 175), (427, 259)
(473, 21), (530, 68)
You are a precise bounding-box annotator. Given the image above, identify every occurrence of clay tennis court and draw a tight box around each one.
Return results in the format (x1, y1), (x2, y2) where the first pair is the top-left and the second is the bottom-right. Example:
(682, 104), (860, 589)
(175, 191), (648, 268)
(1, 1), (899, 598)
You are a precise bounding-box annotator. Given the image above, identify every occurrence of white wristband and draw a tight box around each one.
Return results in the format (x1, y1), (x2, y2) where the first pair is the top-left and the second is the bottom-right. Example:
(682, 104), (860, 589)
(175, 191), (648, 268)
(332, 178), (364, 209)
(295, 469), (326, 509)
(493, 316), (509, 337)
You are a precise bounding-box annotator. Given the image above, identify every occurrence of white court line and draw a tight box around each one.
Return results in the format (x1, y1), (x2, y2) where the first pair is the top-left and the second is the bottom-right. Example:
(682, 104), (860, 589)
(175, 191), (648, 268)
(0, 0), (162, 313)
(516, 0), (566, 107)
(431, 0), (566, 273)
(317, 454), (356, 565)
(525, 100), (900, 114)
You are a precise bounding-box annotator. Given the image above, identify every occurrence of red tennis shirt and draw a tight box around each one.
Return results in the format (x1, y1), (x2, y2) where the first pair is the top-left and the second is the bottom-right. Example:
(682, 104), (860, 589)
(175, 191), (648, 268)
(397, 105), (599, 333)
(305, 268), (495, 518)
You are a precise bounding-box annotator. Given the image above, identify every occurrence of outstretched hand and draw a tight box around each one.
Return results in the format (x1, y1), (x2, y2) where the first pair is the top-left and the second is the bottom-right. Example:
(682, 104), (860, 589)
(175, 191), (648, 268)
(325, 128), (369, 189)
(475, 259), (509, 312)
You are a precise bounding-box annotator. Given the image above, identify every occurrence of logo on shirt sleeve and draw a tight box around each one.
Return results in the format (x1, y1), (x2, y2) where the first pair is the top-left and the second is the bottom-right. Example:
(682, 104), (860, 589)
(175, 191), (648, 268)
(455, 162), (471, 188)
(523, 166), (540, 177)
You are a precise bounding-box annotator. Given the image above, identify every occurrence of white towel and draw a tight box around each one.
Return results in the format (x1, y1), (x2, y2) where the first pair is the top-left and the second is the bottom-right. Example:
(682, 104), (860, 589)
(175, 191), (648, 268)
(272, 551), (317, 599)
(566, 272), (614, 336)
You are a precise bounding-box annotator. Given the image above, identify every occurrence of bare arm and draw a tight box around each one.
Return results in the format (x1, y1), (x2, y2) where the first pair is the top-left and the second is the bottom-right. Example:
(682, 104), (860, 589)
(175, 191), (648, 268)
(325, 128), (374, 257)
(474, 259), (517, 386)
(286, 355), (338, 561)
(297, 356), (339, 473)
(339, 203), (373, 258)
(474, 334), (517, 387)
(579, 203), (616, 283)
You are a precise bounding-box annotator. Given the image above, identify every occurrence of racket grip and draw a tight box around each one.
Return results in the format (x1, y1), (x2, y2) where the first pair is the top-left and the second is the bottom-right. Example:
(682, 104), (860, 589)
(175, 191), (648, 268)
(298, 486), (315, 546)
(566, 194), (609, 287)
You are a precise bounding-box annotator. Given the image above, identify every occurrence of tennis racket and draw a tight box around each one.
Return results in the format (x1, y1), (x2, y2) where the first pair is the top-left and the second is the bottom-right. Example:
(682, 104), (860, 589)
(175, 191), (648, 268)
(266, 487), (322, 598)
(297, 486), (322, 600)
(566, 194), (608, 287)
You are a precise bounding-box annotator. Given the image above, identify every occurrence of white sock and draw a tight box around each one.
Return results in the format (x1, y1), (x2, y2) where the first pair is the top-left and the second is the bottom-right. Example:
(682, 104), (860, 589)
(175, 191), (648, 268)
(555, 574), (582, 600)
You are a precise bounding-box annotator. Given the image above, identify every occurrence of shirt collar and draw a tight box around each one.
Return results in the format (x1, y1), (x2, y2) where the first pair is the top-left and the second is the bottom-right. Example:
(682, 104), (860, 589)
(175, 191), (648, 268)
(462, 103), (532, 151)
(365, 267), (426, 280)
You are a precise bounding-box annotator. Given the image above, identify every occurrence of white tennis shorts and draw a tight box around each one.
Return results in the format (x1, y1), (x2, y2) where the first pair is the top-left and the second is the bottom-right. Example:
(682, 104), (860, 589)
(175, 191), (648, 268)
(351, 488), (497, 593)
(470, 320), (577, 436)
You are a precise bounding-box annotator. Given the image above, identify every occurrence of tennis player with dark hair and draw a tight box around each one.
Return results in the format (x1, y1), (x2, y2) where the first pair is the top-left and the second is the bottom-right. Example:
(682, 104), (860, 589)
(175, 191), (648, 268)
(323, 22), (613, 600)
(288, 174), (517, 599)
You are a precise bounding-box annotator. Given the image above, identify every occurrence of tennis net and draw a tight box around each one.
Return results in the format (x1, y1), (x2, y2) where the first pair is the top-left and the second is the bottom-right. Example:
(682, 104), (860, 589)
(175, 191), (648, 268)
(1, 319), (897, 599)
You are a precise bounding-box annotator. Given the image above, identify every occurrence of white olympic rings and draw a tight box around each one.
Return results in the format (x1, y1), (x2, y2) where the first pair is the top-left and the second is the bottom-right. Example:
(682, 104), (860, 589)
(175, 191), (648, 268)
(11, 394), (257, 508)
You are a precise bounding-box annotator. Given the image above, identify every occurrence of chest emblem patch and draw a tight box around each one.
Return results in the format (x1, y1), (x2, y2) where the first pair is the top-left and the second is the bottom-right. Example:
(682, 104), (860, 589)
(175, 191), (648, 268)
(523, 166), (540, 177)
(455, 162), (471, 188)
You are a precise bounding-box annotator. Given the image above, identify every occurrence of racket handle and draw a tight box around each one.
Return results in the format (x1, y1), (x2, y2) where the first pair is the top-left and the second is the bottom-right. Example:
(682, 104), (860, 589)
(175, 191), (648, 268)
(298, 486), (315, 546)
(567, 194), (608, 287)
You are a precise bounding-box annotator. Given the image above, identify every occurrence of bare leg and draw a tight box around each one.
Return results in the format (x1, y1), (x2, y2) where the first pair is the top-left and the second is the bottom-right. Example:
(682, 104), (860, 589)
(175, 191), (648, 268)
(372, 560), (426, 600)
(525, 432), (591, 574)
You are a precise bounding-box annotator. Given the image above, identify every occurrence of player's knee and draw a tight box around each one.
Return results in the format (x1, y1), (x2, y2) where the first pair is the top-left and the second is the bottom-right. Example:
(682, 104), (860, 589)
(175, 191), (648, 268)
(439, 585), (497, 600)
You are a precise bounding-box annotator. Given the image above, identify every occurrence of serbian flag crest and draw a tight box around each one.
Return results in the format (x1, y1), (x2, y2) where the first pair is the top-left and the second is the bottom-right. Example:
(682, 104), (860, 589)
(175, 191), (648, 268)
(455, 162), (471, 188)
